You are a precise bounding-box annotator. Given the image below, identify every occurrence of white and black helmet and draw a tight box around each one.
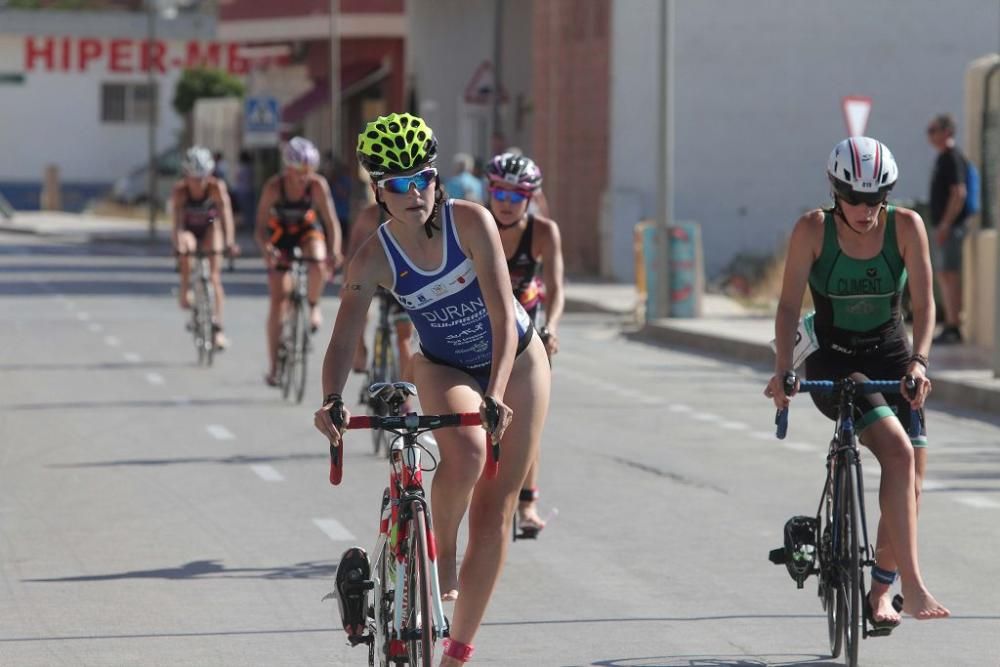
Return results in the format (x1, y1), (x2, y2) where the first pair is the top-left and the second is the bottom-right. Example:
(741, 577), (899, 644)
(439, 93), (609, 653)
(826, 137), (898, 203)
(282, 136), (320, 170)
(183, 146), (215, 178)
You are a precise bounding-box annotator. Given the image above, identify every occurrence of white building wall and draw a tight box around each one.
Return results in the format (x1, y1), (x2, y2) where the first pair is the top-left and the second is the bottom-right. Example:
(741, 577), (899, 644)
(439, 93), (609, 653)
(406, 0), (533, 168)
(0, 10), (215, 196)
(609, 0), (1000, 280)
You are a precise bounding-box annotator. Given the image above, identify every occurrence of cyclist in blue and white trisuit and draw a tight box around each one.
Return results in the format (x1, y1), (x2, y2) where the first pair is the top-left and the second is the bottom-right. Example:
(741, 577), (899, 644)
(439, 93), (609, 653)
(315, 113), (551, 666)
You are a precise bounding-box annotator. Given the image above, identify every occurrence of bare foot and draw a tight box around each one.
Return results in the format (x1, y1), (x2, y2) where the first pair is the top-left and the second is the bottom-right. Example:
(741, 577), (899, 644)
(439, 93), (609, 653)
(518, 502), (546, 533)
(179, 290), (192, 309)
(437, 561), (458, 602)
(309, 305), (322, 332)
(901, 583), (951, 619)
(213, 330), (229, 350)
(870, 588), (901, 625)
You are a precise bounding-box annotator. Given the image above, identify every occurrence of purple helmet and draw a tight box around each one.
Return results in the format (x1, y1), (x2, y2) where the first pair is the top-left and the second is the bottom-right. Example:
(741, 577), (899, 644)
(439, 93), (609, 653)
(486, 152), (542, 191)
(282, 136), (320, 170)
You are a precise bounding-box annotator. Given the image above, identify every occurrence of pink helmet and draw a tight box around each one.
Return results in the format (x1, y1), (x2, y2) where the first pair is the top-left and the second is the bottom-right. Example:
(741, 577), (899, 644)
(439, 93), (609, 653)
(486, 152), (542, 191)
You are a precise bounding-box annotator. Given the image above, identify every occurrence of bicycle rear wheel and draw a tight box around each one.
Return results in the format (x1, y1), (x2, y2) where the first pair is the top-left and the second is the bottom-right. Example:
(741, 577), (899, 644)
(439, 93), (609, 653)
(281, 302), (298, 400)
(404, 504), (435, 667)
(841, 456), (863, 666)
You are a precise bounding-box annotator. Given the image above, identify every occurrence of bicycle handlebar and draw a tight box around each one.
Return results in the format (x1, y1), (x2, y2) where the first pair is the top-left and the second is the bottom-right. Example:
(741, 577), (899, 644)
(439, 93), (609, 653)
(775, 376), (921, 440)
(328, 411), (490, 486)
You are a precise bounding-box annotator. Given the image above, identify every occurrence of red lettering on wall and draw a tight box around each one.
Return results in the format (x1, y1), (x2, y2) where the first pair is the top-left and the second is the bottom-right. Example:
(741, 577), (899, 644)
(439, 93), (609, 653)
(141, 39), (167, 74)
(109, 39), (132, 73)
(77, 38), (103, 72)
(226, 43), (249, 75)
(185, 41), (222, 69)
(25, 36), (55, 71)
(61, 36), (72, 71)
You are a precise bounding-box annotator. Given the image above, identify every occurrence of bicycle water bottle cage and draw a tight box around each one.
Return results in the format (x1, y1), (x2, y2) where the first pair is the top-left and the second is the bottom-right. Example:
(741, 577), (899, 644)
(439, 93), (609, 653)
(368, 381), (417, 413)
(768, 515), (818, 588)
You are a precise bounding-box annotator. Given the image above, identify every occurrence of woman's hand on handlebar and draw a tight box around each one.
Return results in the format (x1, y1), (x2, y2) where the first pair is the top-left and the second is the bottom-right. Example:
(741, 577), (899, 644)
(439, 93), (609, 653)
(314, 396), (350, 446)
(902, 365), (932, 410)
(480, 395), (512, 443)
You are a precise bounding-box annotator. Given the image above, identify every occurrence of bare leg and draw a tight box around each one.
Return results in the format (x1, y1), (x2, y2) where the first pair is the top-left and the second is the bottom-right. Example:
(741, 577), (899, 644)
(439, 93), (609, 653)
(265, 269), (291, 382)
(303, 238), (327, 330)
(864, 419), (948, 619)
(431, 340), (550, 667)
(176, 232), (196, 309)
(353, 310), (369, 372)
(205, 230), (227, 347)
(518, 460), (545, 531)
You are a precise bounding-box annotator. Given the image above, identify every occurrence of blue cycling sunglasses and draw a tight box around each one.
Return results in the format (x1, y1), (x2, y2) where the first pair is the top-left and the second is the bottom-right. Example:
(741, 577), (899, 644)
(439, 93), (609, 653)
(378, 168), (438, 194)
(489, 187), (531, 204)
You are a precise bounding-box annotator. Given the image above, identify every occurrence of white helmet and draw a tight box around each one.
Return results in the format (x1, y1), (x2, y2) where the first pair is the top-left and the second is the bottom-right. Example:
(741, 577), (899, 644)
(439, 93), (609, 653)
(183, 146), (215, 178)
(282, 136), (320, 170)
(826, 137), (898, 203)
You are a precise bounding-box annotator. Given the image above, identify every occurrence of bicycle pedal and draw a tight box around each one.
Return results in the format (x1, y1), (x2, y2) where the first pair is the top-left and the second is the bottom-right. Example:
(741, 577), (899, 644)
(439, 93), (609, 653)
(891, 594), (904, 613)
(768, 547), (787, 564)
(866, 626), (893, 638)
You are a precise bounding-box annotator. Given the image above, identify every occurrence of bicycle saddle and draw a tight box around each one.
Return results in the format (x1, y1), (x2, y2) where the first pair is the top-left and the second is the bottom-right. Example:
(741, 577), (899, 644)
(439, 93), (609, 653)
(368, 381), (418, 404)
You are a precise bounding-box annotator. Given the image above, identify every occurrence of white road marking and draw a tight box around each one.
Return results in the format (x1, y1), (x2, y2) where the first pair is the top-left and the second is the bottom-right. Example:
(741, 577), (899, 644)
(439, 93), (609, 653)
(104, 336), (121, 347)
(668, 404), (693, 413)
(921, 479), (946, 491)
(313, 518), (356, 541)
(954, 496), (1000, 509)
(781, 441), (815, 452)
(206, 425), (235, 440)
(691, 412), (722, 423)
(76, 312), (90, 321)
(145, 372), (165, 385)
(251, 465), (284, 482)
(123, 353), (142, 363)
(719, 421), (749, 430)
(750, 431), (775, 441)
(87, 323), (103, 333)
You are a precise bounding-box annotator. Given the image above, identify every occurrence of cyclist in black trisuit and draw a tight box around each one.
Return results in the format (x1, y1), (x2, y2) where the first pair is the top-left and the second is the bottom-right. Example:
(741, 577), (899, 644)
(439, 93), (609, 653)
(171, 146), (237, 349)
(254, 137), (343, 386)
(766, 137), (949, 625)
(486, 152), (565, 537)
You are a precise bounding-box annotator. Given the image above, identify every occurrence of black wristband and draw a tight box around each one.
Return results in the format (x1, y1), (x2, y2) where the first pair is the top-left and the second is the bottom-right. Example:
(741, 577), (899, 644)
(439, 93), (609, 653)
(909, 354), (929, 370)
(324, 392), (343, 405)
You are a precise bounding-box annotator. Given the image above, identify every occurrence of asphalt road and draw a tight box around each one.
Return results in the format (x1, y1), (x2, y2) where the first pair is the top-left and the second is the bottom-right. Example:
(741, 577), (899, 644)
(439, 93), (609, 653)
(1, 231), (998, 667)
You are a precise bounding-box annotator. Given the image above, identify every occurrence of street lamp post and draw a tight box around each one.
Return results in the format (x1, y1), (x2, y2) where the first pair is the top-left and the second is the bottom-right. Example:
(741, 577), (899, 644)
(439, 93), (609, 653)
(329, 0), (341, 156)
(147, 1), (157, 240)
(654, 0), (674, 319)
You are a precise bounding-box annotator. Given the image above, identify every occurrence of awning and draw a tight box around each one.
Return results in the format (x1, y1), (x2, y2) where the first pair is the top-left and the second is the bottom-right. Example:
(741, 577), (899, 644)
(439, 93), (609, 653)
(281, 61), (391, 124)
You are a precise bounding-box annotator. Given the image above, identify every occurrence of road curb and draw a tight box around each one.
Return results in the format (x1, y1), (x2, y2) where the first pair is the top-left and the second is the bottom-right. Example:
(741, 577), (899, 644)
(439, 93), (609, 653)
(633, 322), (1000, 415)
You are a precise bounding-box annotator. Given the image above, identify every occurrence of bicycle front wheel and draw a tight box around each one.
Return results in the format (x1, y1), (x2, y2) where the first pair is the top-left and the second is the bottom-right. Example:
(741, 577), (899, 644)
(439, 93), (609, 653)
(281, 303), (298, 400)
(841, 457), (863, 666)
(292, 296), (310, 404)
(404, 504), (435, 667)
(821, 470), (844, 659)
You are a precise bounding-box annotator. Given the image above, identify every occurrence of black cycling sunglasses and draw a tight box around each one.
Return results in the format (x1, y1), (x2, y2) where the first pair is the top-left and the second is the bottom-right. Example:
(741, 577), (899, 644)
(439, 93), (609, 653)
(839, 190), (887, 207)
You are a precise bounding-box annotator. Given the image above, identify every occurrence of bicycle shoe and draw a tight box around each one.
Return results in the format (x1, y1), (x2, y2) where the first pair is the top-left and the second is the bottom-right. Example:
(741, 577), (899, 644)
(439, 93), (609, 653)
(335, 547), (373, 645)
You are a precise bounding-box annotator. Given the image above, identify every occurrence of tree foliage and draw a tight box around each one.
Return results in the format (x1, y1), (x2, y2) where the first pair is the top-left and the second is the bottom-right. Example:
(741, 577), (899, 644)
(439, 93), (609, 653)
(172, 67), (245, 116)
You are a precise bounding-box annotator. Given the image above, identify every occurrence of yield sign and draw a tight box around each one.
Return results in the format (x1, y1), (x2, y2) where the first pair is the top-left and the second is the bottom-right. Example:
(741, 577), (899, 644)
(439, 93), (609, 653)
(842, 95), (872, 137)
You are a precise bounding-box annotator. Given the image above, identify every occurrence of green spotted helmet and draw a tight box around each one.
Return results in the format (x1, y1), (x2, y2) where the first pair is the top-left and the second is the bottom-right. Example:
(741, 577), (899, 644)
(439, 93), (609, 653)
(357, 113), (438, 177)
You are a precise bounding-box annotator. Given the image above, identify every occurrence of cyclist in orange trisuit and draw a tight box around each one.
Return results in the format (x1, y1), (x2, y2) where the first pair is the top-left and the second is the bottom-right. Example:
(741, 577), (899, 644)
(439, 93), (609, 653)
(766, 137), (949, 626)
(171, 146), (238, 349)
(254, 136), (343, 386)
(486, 152), (564, 537)
(314, 113), (551, 665)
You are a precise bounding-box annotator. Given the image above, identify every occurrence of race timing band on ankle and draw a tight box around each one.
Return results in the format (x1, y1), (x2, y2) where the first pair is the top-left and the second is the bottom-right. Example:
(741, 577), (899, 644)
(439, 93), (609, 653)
(443, 638), (475, 662)
(519, 487), (539, 502)
(871, 566), (898, 585)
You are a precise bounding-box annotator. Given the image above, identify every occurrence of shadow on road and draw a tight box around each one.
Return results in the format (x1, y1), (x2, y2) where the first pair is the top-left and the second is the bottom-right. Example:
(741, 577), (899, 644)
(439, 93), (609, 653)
(574, 654), (839, 667)
(50, 451), (324, 468)
(2, 396), (276, 411)
(22, 558), (336, 583)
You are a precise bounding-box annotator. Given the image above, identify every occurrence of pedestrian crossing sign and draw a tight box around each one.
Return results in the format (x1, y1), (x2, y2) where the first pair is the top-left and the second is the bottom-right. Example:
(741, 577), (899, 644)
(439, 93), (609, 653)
(244, 95), (280, 147)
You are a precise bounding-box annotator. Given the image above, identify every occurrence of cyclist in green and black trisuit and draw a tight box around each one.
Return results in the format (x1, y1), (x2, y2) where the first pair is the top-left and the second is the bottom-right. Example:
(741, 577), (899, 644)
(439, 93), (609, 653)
(766, 137), (949, 627)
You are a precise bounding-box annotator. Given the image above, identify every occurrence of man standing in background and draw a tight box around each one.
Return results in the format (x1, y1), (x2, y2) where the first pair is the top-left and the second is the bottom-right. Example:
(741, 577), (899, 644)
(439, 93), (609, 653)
(926, 113), (968, 344)
(445, 153), (484, 203)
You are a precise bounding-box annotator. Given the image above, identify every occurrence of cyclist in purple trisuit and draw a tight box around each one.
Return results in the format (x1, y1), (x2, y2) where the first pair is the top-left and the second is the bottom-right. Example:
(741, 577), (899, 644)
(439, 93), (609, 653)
(254, 136), (343, 387)
(314, 113), (550, 665)
(765, 137), (950, 626)
(486, 152), (565, 537)
(347, 201), (415, 391)
(171, 146), (238, 349)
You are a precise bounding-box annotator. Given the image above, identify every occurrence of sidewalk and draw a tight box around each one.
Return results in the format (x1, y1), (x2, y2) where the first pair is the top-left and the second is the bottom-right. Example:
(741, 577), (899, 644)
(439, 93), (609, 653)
(0, 211), (171, 242)
(563, 278), (1000, 416)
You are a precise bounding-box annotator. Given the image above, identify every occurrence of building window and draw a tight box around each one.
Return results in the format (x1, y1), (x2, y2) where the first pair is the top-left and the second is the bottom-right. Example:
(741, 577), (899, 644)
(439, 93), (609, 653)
(101, 82), (157, 123)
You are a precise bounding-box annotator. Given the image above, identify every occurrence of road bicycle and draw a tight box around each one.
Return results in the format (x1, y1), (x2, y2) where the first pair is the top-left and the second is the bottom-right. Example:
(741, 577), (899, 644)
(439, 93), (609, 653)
(326, 382), (500, 666)
(359, 289), (402, 457)
(770, 373), (919, 667)
(180, 248), (220, 367)
(274, 247), (319, 404)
